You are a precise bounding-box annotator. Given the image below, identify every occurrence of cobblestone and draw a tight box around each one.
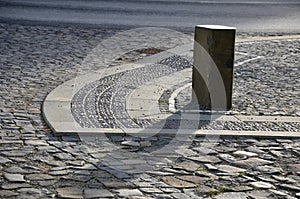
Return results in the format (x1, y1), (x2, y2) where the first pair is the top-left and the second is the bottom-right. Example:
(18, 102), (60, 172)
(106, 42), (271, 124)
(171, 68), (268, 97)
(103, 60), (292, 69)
(0, 22), (299, 198)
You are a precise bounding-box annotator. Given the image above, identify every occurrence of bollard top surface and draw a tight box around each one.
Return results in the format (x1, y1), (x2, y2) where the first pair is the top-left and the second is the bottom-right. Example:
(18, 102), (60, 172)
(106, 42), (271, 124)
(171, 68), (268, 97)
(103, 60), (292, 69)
(196, 25), (236, 30)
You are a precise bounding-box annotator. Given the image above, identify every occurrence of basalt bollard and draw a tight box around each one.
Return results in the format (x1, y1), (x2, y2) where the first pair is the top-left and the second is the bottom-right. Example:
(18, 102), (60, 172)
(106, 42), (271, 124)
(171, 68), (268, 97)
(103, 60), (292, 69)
(192, 25), (236, 110)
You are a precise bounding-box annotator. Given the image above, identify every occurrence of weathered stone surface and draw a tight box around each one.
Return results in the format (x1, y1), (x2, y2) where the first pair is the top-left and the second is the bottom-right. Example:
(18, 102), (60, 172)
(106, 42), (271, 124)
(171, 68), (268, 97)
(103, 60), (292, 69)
(0, 190), (19, 197)
(187, 155), (221, 164)
(233, 151), (258, 157)
(250, 181), (275, 189)
(115, 189), (143, 197)
(18, 188), (42, 195)
(84, 188), (114, 198)
(256, 165), (282, 174)
(4, 173), (26, 182)
(140, 188), (163, 194)
(215, 192), (248, 199)
(26, 174), (55, 181)
(269, 189), (288, 197)
(196, 185), (218, 195)
(57, 187), (83, 199)
(272, 175), (296, 183)
(247, 190), (274, 199)
(162, 176), (197, 188)
(0, 156), (12, 164)
(4, 166), (28, 174)
(101, 178), (135, 189)
(193, 147), (218, 155)
(219, 154), (237, 163)
(217, 165), (247, 174)
(204, 163), (218, 170)
(174, 160), (200, 172)
(176, 175), (209, 184)
(1, 183), (31, 190)
(121, 140), (140, 147)
(286, 164), (300, 173)
(25, 140), (49, 146)
(279, 184), (300, 192)
(234, 158), (273, 168)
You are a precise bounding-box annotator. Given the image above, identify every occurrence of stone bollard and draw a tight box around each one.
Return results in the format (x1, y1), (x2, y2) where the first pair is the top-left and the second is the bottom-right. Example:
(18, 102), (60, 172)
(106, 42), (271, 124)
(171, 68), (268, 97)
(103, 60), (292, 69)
(192, 25), (236, 110)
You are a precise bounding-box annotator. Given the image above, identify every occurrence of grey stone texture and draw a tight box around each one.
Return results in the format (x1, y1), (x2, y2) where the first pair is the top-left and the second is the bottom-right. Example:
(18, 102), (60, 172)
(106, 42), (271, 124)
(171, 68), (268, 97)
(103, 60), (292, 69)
(0, 22), (299, 198)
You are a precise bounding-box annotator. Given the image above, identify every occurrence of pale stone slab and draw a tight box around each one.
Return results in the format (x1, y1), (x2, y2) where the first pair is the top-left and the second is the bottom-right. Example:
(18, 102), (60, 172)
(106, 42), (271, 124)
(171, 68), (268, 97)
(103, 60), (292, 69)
(250, 181), (275, 189)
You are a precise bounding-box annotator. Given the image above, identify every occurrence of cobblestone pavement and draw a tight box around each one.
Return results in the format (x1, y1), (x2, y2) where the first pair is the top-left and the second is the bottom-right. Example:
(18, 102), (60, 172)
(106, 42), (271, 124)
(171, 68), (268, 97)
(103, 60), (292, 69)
(0, 23), (300, 199)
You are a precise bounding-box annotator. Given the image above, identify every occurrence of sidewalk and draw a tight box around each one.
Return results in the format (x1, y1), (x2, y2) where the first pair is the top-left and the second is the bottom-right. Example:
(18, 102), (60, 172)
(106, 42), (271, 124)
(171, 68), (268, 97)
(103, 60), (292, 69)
(0, 23), (300, 199)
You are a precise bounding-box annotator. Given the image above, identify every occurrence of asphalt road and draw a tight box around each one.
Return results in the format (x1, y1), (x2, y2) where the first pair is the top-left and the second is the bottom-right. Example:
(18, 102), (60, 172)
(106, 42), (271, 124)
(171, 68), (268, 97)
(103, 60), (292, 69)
(0, 0), (299, 32)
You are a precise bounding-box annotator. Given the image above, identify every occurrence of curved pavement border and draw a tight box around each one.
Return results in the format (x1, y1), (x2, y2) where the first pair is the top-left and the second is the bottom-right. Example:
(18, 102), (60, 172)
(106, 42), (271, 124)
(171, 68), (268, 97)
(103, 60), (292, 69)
(43, 35), (300, 137)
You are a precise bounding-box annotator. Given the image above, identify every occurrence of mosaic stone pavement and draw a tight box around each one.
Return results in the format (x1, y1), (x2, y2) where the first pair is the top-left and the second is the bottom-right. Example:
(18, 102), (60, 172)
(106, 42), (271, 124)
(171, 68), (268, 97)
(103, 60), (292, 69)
(0, 23), (300, 198)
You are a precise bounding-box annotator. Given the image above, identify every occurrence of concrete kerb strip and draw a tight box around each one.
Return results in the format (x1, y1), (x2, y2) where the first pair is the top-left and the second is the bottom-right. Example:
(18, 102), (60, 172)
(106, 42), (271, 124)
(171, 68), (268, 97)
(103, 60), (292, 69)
(43, 34), (300, 137)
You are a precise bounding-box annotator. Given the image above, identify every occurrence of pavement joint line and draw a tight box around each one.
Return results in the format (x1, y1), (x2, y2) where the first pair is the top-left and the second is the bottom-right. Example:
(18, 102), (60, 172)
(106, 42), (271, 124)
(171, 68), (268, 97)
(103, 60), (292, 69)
(43, 35), (300, 136)
(51, 127), (300, 138)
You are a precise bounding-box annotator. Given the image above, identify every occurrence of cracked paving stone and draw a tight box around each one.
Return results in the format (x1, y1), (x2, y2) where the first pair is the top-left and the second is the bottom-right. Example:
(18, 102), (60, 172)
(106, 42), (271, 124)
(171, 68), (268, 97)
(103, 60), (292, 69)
(4, 173), (26, 182)
(250, 181), (276, 189)
(162, 176), (197, 188)
(57, 187), (83, 199)
(84, 188), (114, 198)
(115, 189), (143, 197)
(26, 174), (55, 181)
(215, 192), (248, 199)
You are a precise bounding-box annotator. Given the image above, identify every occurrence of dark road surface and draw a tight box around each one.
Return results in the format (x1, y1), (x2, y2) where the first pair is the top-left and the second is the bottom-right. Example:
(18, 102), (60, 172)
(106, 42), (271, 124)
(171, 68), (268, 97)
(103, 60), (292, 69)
(0, 0), (299, 32)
